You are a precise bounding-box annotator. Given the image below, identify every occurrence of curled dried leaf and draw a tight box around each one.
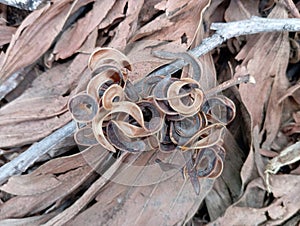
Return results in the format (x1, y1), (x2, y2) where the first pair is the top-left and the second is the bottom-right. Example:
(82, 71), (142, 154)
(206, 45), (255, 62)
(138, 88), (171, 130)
(102, 84), (124, 110)
(153, 51), (202, 81)
(202, 95), (236, 124)
(88, 47), (132, 72)
(167, 79), (204, 116)
(87, 66), (124, 101)
(68, 93), (98, 123)
(74, 126), (98, 146)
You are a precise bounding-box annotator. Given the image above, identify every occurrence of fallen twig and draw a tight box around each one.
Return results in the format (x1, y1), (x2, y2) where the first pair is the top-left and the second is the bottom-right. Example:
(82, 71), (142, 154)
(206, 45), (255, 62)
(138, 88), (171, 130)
(1, 16), (300, 185)
(152, 16), (300, 76)
(0, 120), (76, 184)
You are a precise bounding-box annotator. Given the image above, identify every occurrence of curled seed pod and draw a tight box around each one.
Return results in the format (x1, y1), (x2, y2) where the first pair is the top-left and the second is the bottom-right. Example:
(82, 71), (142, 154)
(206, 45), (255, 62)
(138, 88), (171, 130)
(194, 145), (225, 179)
(102, 84), (124, 110)
(289, 38), (300, 63)
(174, 112), (207, 138)
(69, 48), (240, 195)
(88, 47), (132, 73)
(92, 101), (147, 152)
(180, 123), (225, 151)
(124, 80), (140, 102)
(68, 93), (98, 123)
(170, 112), (207, 146)
(153, 76), (179, 115)
(140, 75), (164, 98)
(202, 95), (236, 124)
(194, 147), (218, 178)
(106, 121), (159, 153)
(74, 126), (98, 146)
(106, 121), (147, 153)
(159, 121), (177, 152)
(206, 159), (223, 178)
(182, 151), (201, 195)
(111, 99), (165, 138)
(87, 66), (124, 101)
(152, 51), (202, 82)
(167, 79), (204, 116)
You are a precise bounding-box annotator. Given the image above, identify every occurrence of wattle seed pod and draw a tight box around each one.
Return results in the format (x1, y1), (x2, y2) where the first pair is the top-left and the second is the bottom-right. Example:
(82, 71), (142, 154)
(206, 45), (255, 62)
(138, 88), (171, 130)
(68, 47), (237, 195)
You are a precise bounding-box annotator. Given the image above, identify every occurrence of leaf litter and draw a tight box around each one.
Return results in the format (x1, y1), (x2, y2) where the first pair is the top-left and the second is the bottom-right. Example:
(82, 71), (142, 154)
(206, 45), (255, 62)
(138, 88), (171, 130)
(0, 0), (300, 225)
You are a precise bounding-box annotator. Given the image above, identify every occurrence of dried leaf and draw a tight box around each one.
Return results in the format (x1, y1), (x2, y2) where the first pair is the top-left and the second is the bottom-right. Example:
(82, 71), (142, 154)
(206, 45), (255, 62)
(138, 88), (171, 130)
(108, 0), (144, 50)
(135, 0), (210, 47)
(0, 174), (61, 196)
(0, 25), (16, 46)
(0, 112), (71, 148)
(205, 131), (245, 220)
(0, 29), (95, 147)
(125, 40), (182, 81)
(0, 213), (55, 226)
(237, 5), (289, 149)
(0, 146), (107, 220)
(209, 174), (300, 226)
(98, 0), (127, 29)
(130, 14), (174, 42)
(224, 0), (260, 21)
(53, 0), (115, 60)
(66, 151), (214, 226)
(0, 0), (75, 84)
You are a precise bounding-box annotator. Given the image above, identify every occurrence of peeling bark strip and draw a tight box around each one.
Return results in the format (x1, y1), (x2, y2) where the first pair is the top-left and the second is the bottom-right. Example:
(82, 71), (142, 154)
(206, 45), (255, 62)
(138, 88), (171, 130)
(0, 0), (48, 11)
(1, 16), (300, 185)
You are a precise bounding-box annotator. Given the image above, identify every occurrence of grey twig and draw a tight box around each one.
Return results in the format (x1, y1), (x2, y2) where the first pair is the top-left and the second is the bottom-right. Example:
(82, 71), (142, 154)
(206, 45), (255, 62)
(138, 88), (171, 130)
(151, 16), (300, 76)
(0, 0), (48, 11)
(0, 120), (76, 184)
(1, 16), (300, 185)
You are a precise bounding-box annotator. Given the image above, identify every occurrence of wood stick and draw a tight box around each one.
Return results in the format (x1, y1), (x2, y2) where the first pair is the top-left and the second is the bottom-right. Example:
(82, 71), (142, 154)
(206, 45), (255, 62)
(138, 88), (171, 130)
(152, 16), (300, 76)
(0, 120), (76, 184)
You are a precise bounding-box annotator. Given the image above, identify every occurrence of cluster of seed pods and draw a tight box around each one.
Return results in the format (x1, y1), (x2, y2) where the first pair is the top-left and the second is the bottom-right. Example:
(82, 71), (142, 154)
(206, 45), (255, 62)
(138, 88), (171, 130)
(68, 48), (236, 194)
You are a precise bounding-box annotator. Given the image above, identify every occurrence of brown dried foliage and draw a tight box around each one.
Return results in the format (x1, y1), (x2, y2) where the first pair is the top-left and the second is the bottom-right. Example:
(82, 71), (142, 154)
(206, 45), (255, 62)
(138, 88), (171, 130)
(0, 0), (300, 225)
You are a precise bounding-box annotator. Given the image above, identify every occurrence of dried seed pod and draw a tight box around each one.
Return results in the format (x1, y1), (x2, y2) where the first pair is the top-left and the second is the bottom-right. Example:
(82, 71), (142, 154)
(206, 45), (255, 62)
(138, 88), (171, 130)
(67, 47), (240, 195)
(87, 66), (124, 101)
(68, 93), (98, 123)
(167, 79), (204, 116)
(202, 95), (236, 124)
(74, 126), (98, 146)
(180, 123), (225, 151)
(106, 121), (147, 153)
(152, 51), (202, 81)
(102, 84), (124, 110)
(153, 76), (179, 115)
(88, 47), (132, 73)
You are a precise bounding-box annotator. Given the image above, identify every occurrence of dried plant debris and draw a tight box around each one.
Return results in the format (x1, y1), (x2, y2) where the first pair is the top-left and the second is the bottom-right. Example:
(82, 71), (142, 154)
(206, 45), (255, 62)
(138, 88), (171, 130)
(1, 0), (300, 225)
(265, 141), (300, 192)
(68, 47), (239, 195)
